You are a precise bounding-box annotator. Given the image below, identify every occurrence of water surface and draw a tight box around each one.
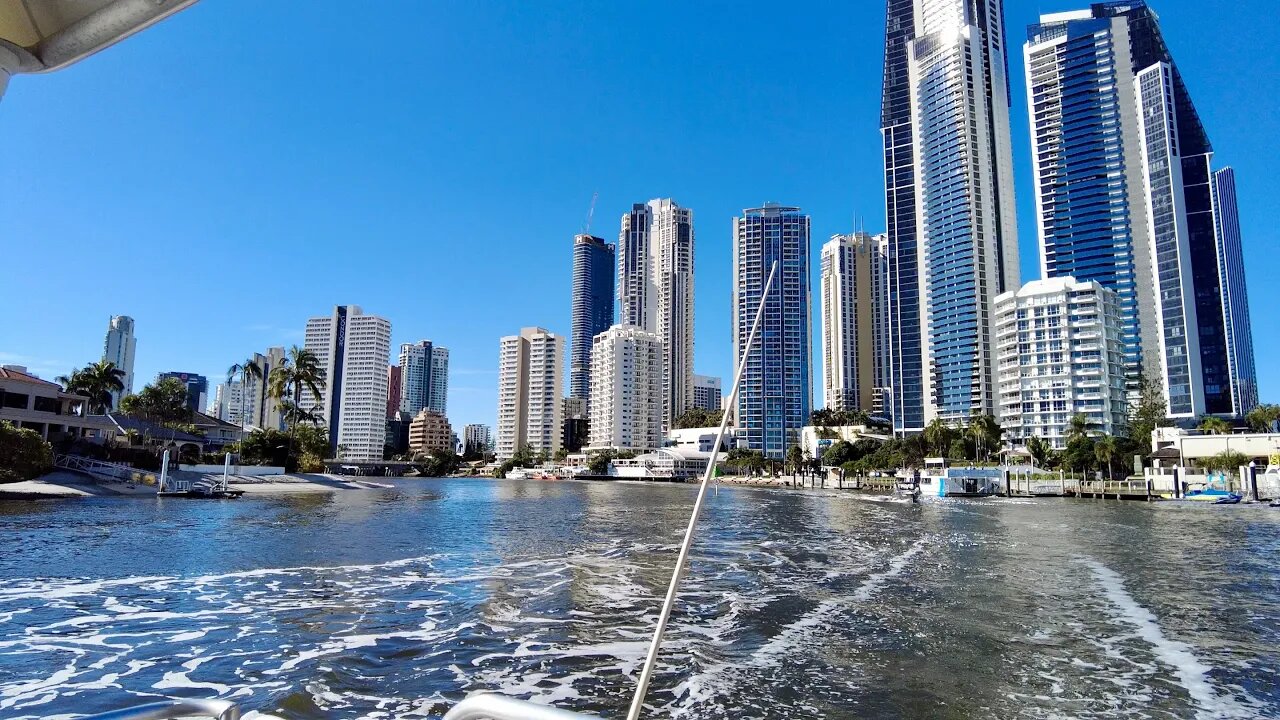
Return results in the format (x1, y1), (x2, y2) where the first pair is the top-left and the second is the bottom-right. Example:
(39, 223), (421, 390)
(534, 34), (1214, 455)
(1, 478), (1276, 719)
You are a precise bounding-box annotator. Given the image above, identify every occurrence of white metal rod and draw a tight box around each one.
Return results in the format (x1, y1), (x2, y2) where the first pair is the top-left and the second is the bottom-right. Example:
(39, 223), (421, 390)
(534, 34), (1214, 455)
(626, 260), (778, 720)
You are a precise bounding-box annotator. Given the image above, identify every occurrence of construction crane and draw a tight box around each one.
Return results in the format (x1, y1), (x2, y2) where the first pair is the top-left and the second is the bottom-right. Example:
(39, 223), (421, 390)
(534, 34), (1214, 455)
(582, 191), (598, 236)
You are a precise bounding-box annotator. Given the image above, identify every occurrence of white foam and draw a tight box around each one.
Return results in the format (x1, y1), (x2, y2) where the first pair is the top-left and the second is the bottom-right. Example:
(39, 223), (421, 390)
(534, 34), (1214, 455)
(1083, 558), (1254, 719)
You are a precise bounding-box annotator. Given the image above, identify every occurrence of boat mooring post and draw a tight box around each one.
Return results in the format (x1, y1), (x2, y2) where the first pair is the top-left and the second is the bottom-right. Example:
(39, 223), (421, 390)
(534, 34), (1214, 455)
(159, 450), (170, 494)
(223, 452), (232, 492)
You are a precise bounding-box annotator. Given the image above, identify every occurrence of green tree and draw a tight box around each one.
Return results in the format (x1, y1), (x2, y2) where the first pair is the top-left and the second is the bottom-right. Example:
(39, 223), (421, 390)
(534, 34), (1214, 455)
(1094, 435), (1118, 478)
(674, 407), (723, 429)
(1026, 435), (1053, 468)
(266, 346), (327, 469)
(1197, 415), (1233, 435)
(1200, 450), (1248, 473)
(0, 421), (54, 483)
(1245, 404), (1280, 433)
(57, 361), (127, 414)
(1127, 372), (1170, 456)
(1067, 413), (1094, 443)
(119, 378), (194, 428)
(967, 413), (1001, 463)
(924, 418), (953, 456)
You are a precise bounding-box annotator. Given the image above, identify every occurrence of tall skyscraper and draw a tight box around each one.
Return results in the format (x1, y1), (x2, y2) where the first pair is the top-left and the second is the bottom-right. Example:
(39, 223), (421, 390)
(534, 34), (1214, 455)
(302, 305), (392, 462)
(996, 278), (1127, 449)
(399, 341), (449, 416)
(1213, 168), (1258, 415)
(1026, 2), (1256, 419)
(102, 315), (136, 408)
(733, 204), (812, 459)
(617, 199), (694, 430)
(820, 232), (878, 412)
(692, 374), (722, 413)
(212, 382), (243, 425)
(570, 234), (616, 404)
(880, 0), (925, 434)
(903, 0), (1020, 425)
(869, 234), (894, 419)
(242, 346), (285, 431)
(158, 372), (208, 413)
(587, 325), (664, 452)
(496, 327), (564, 460)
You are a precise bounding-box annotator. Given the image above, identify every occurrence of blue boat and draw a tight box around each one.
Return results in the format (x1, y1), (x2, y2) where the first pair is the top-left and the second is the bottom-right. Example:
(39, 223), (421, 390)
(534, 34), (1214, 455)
(1185, 474), (1242, 504)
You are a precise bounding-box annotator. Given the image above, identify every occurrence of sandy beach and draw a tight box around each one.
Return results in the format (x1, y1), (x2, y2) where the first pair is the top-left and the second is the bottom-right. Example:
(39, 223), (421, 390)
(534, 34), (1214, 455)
(0, 471), (391, 499)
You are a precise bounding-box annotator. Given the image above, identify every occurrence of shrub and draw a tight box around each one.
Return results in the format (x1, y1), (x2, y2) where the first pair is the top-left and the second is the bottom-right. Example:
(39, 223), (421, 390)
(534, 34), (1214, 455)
(0, 421), (54, 483)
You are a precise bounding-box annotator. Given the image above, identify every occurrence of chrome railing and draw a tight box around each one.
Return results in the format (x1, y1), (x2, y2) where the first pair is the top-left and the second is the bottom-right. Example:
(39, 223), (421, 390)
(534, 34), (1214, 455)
(80, 699), (281, 720)
(443, 694), (600, 720)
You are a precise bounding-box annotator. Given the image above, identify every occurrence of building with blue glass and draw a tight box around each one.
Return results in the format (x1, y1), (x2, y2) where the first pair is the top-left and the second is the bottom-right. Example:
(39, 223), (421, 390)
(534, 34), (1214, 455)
(1026, 2), (1256, 419)
(732, 204), (811, 459)
(569, 234), (615, 404)
(158, 371), (208, 413)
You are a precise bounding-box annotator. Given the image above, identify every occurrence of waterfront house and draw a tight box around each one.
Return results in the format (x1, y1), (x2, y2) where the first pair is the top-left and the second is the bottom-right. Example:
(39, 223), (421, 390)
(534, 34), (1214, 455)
(0, 365), (114, 443)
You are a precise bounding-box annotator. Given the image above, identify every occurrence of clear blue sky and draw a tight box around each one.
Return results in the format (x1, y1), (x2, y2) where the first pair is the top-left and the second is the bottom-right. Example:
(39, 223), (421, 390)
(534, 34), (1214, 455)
(1, 1), (1276, 431)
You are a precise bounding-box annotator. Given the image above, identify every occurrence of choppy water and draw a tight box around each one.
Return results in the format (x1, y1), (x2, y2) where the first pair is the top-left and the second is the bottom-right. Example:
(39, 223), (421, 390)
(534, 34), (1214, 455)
(1, 478), (1277, 719)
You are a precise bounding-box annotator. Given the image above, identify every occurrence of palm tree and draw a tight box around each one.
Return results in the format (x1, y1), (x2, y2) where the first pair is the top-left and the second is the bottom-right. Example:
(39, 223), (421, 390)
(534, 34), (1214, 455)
(1197, 415), (1232, 435)
(227, 357), (263, 428)
(58, 361), (126, 414)
(1095, 435), (1118, 479)
(1067, 413), (1093, 443)
(924, 418), (953, 457)
(967, 413), (999, 463)
(1026, 435), (1052, 468)
(266, 347), (326, 468)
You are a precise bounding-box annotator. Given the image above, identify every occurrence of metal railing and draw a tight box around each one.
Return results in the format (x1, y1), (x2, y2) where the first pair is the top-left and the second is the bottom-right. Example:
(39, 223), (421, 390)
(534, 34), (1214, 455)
(80, 699), (281, 720)
(54, 454), (154, 484)
(444, 694), (600, 720)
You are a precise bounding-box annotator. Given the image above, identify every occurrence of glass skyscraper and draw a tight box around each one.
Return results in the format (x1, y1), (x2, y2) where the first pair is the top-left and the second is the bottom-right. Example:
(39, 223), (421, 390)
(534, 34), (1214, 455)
(1212, 168), (1258, 415)
(894, 0), (1020, 425)
(1026, 2), (1256, 419)
(733, 204), (811, 459)
(569, 234), (615, 403)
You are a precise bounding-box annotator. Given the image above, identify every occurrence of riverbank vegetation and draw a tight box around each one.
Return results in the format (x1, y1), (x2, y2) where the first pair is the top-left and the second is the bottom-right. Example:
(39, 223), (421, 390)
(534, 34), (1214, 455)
(0, 421), (53, 483)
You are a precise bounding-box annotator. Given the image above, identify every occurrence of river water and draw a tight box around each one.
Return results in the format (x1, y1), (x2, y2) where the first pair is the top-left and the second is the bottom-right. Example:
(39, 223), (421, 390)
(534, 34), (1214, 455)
(0, 478), (1277, 719)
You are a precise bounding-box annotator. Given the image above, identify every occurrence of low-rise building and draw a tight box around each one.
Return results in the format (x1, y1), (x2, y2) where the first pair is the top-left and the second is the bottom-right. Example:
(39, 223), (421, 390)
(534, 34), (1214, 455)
(0, 366), (114, 443)
(667, 426), (739, 453)
(409, 410), (453, 455)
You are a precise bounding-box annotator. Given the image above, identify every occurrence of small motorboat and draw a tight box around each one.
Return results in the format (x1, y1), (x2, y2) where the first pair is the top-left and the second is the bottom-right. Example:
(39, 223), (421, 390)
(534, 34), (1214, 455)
(1213, 494), (1243, 505)
(1268, 499), (1280, 508)
(1184, 475), (1239, 503)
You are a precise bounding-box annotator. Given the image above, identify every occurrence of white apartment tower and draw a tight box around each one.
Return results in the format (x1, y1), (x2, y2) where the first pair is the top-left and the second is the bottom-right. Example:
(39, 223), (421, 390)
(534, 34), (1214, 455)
(907, 0), (1020, 424)
(301, 305), (392, 462)
(618, 199), (694, 431)
(102, 315), (136, 408)
(242, 346), (286, 431)
(588, 325), (664, 452)
(692, 374), (722, 413)
(821, 232), (879, 412)
(213, 382), (244, 425)
(996, 278), (1127, 449)
(496, 327), (564, 460)
(399, 340), (449, 416)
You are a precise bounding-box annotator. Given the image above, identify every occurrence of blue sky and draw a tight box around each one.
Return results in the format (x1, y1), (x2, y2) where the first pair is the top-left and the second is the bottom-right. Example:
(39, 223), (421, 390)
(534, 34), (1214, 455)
(0, 0), (1276, 431)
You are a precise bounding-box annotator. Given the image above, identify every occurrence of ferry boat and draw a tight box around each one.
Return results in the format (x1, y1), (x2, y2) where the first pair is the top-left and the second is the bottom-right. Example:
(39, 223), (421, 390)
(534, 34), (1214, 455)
(935, 467), (1003, 497)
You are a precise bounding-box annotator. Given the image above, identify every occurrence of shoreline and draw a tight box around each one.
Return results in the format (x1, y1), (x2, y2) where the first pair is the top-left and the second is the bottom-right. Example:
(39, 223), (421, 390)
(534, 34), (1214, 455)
(0, 471), (392, 499)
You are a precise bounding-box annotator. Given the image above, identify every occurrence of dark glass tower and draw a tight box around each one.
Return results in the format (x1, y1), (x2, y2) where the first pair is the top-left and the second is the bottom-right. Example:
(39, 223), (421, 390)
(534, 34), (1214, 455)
(569, 234), (615, 403)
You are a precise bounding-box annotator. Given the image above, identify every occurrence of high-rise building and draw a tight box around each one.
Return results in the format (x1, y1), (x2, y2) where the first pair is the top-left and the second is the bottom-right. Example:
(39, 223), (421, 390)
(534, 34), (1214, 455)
(386, 365), (402, 419)
(102, 315), (136, 408)
(880, 0), (925, 434)
(904, 0), (1020, 426)
(587, 325), (664, 452)
(462, 423), (493, 454)
(563, 396), (587, 453)
(302, 305), (392, 462)
(617, 199), (694, 431)
(158, 372), (208, 413)
(733, 204), (812, 459)
(496, 327), (564, 460)
(869, 234), (894, 419)
(1026, 2), (1256, 419)
(996, 278), (1127, 449)
(241, 346), (286, 431)
(692, 374), (722, 414)
(399, 341), (448, 417)
(570, 234), (616, 405)
(820, 232), (879, 412)
(212, 382), (243, 425)
(1213, 168), (1258, 415)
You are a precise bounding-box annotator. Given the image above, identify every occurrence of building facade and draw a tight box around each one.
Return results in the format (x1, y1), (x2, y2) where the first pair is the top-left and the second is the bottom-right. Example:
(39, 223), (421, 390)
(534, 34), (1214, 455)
(587, 325), (664, 452)
(462, 423), (493, 454)
(869, 234), (893, 419)
(102, 315), (136, 408)
(386, 365), (402, 419)
(906, 0), (1020, 426)
(570, 234), (616, 405)
(408, 409), (453, 455)
(617, 199), (694, 431)
(1025, 2), (1255, 420)
(733, 204), (812, 459)
(302, 305), (392, 462)
(212, 382), (243, 425)
(996, 278), (1127, 449)
(820, 232), (878, 412)
(692, 374), (722, 413)
(399, 340), (448, 417)
(158, 372), (208, 413)
(241, 346), (286, 431)
(496, 327), (564, 460)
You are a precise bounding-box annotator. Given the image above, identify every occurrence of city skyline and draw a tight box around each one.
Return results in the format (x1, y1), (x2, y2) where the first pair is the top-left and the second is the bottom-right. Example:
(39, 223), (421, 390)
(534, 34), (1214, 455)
(1, 1), (1275, 432)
